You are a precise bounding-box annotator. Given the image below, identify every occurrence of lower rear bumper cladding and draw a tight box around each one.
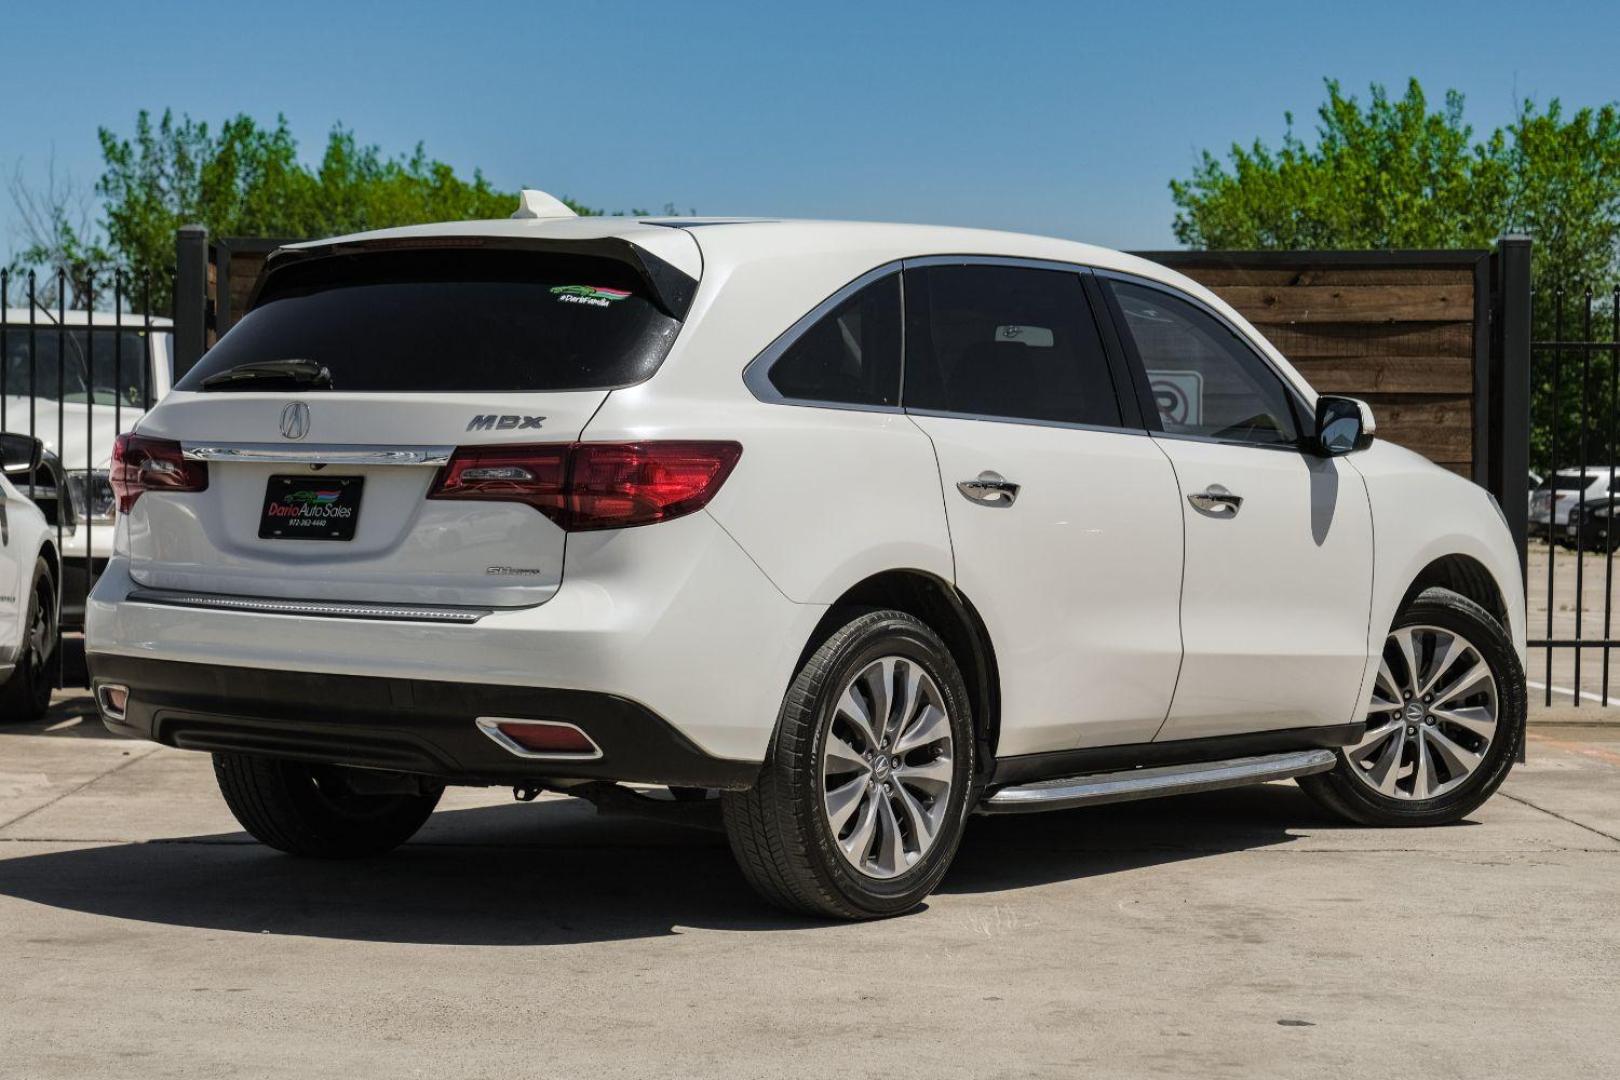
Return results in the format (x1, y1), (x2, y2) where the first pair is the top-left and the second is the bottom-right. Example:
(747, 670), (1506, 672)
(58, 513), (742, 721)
(86, 654), (761, 791)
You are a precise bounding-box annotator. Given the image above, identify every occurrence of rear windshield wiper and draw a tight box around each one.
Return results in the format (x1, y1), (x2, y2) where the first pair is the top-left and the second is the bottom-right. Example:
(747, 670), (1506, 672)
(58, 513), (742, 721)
(199, 358), (334, 391)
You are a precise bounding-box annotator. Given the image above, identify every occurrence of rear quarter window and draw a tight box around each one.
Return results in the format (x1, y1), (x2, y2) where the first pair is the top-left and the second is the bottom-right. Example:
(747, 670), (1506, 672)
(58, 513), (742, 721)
(763, 273), (901, 407)
(176, 250), (681, 393)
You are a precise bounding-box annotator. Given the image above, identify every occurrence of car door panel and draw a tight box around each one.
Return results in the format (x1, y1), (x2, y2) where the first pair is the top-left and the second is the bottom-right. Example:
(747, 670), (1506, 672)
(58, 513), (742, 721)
(1097, 273), (1375, 741)
(902, 262), (1184, 757)
(1152, 437), (1372, 738)
(917, 416), (1184, 754)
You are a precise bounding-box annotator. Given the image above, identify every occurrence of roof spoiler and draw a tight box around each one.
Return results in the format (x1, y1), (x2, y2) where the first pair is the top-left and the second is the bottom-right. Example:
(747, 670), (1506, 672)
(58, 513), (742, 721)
(253, 234), (698, 320)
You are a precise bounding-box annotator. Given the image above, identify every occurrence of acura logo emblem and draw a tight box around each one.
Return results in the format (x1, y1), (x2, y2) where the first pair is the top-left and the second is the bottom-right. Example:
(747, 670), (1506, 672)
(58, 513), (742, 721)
(280, 402), (311, 440)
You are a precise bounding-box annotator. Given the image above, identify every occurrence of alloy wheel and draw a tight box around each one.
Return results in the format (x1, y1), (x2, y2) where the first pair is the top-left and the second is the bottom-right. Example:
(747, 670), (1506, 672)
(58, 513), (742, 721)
(1345, 625), (1498, 800)
(820, 655), (955, 880)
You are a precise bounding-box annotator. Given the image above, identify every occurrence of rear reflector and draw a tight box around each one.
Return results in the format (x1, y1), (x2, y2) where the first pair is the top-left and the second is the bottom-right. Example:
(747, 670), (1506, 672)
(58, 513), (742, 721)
(111, 433), (209, 513)
(429, 441), (741, 531)
(476, 717), (602, 759)
(97, 684), (130, 720)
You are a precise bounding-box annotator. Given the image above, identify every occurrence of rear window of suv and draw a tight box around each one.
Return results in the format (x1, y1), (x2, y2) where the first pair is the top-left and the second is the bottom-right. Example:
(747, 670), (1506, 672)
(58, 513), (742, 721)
(176, 249), (681, 393)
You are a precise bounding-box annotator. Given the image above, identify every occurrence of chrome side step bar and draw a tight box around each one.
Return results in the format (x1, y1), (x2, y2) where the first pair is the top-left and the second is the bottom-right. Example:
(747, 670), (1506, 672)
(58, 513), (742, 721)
(979, 749), (1337, 815)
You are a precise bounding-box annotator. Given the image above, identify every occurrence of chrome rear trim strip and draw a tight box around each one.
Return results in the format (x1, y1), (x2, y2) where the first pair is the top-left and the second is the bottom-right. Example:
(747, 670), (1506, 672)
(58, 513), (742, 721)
(125, 587), (490, 624)
(979, 749), (1337, 814)
(181, 443), (454, 466)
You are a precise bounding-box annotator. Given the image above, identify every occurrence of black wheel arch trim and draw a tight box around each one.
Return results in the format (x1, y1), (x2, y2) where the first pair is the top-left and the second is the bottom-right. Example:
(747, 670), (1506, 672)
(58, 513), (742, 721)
(808, 569), (1001, 785)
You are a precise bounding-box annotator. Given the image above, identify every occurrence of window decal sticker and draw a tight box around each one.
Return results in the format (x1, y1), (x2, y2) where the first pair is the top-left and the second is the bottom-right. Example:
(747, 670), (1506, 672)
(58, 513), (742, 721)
(551, 285), (632, 307)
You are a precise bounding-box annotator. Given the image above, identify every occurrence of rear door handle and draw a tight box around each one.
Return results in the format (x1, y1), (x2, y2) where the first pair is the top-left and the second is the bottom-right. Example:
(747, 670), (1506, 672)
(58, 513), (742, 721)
(1188, 484), (1242, 515)
(957, 471), (1020, 507)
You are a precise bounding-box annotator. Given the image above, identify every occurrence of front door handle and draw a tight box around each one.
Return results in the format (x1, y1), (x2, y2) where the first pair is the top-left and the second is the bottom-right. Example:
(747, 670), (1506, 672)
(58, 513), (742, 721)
(957, 471), (1020, 507)
(1188, 484), (1243, 515)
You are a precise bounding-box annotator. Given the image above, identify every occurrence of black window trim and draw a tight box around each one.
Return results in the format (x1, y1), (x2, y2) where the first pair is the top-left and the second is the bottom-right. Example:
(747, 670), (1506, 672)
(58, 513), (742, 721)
(743, 253), (1148, 436)
(740, 261), (907, 414)
(1091, 267), (1315, 454)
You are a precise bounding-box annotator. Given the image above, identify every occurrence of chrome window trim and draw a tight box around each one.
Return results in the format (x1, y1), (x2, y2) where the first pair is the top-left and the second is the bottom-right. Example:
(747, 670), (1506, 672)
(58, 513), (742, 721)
(741, 254), (1198, 433)
(1092, 267), (1316, 451)
(903, 406), (1148, 439)
(181, 443), (454, 467)
(1148, 428), (1313, 454)
(475, 717), (604, 761)
(124, 587), (492, 624)
(901, 253), (1094, 275)
(741, 261), (906, 412)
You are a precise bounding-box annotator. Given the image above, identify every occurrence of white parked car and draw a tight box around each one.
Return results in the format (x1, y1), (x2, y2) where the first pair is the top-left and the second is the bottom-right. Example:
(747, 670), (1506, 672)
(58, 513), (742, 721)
(0, 309), (176, 618)
(1530, 466), (1620, 536)
(85, 195), (1528, 918)
(0, 434), (63, 723)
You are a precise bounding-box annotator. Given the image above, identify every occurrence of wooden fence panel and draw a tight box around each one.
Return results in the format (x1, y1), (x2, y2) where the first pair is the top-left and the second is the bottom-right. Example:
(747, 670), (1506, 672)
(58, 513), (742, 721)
(1137, 251), (1490, 478)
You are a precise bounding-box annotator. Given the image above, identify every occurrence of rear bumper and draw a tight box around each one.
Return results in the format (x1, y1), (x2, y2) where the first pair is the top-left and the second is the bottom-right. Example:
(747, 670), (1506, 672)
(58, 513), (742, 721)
(89, 653), (761, 790)
(85, 511), (825, 762)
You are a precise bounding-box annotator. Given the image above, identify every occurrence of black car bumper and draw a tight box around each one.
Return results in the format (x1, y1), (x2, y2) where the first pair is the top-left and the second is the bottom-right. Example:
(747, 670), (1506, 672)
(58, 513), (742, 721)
(87, 654), (761, 790)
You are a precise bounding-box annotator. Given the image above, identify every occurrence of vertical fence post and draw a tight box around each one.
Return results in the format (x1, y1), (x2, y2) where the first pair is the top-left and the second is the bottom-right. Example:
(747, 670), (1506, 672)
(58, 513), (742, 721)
(173, 224), (208, 378)
(1495, 235), (1533, 577)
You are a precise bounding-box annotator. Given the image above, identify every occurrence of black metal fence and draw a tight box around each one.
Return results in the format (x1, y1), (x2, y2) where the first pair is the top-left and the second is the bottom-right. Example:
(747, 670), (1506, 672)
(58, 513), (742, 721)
(0, 266), (171, 687)
(1526, 270), (1620, 706)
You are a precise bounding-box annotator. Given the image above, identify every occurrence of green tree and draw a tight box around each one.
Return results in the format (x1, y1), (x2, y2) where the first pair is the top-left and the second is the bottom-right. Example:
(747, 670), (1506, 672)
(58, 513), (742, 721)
(1171, 79), (1620, 471)
(93, 109), (602, 310)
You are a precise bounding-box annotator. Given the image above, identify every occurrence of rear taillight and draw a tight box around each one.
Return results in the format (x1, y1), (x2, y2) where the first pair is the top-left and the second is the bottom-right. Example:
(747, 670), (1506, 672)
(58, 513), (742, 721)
(566, 442), (744, 530)
(110, 433), (209, 513)
(426, 444), (572, 518)
(428, 441), (742, 531)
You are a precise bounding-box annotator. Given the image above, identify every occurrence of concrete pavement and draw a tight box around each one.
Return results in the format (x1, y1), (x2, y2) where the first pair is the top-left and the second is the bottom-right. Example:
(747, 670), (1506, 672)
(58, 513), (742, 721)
(2, 692), (1617, 1080)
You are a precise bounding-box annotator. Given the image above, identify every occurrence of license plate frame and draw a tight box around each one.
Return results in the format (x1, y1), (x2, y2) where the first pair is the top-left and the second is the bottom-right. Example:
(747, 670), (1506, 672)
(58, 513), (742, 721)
(259, 475), (364, 541)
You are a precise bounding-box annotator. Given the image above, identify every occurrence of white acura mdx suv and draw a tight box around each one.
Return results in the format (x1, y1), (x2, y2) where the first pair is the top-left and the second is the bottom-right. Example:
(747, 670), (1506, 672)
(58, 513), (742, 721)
(86, 192), (1527, 918)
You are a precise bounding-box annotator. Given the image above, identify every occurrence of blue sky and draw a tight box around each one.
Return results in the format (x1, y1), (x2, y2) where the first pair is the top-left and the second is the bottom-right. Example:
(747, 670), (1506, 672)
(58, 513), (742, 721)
(1, 0), (1616, 259)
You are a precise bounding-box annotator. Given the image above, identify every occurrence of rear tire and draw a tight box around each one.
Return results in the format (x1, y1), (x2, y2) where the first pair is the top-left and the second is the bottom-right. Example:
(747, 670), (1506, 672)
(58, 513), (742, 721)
(0, 557), (56, 725)
(722, 610), (975, 919)
(1299, 587), (1524, 827)
(213, 753), (442, 857)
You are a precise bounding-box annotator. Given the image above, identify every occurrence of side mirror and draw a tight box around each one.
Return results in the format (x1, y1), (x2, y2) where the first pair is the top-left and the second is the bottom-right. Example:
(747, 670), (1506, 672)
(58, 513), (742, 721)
(1314, 396), (1376, 456)
(0, 434), (43, 476)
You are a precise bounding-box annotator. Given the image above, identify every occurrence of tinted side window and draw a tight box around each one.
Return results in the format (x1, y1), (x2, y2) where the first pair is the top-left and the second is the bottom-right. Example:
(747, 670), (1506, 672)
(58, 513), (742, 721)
(767, 273), (900, 406)
(1107, 280), (1300, 447)
(903, 265), (1121, 427)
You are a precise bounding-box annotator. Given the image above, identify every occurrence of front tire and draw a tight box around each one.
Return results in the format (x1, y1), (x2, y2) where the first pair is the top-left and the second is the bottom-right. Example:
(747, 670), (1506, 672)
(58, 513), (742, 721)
(0, 557), (56, 724)
(723, 609), (975, 919)
(1299, 587), (1524, 826)
(213, 753), (442, 858)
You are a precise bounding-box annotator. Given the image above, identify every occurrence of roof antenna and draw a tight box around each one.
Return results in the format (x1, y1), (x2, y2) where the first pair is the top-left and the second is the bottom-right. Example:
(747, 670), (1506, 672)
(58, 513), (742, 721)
(511, 189), (579, 220)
